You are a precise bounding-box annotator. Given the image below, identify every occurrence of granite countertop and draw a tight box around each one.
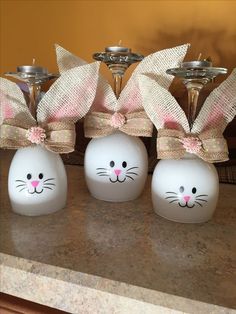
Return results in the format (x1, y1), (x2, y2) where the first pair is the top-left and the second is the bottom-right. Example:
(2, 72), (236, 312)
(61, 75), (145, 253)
(0, 150), (236, 313)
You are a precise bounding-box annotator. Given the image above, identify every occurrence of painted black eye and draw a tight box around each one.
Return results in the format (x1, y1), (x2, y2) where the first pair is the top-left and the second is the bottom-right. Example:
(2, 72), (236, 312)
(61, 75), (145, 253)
(39, 173), (43, 179)
(179, 186), (184, 193)
(192, 187), (197, 194)
(122, 161), (127, 168)
(110, 161), (115, 167)
(27, 173), (32, 180)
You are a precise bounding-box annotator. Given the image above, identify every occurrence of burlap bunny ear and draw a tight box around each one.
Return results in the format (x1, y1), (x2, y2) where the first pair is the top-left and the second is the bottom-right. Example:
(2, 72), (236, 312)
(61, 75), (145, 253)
(0, 78), (36, 127)
(55, 44), (189, 138)
(55, 44), (116, 112)
(37, 61), (100, 124)
(85, 44), (189, 137)
(0, 62), (100, 153)
(0, 78), (37, 150)
(118, 44), (190, 113)
(138, 74), (190, 132)
(56, 44), (189, 115)
(139, 73), (233, 163)
(55, 44), (87, 74)
(192, 68), (236, 134)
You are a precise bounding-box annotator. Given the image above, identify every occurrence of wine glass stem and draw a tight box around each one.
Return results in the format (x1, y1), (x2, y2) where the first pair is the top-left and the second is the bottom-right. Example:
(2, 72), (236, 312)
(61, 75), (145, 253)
(184, 80), (208, 130)
(108, 63), (128, 99)
(113, 73), (123, 98)
(187, 87), (200, 129)
(28, 84), (41, 119)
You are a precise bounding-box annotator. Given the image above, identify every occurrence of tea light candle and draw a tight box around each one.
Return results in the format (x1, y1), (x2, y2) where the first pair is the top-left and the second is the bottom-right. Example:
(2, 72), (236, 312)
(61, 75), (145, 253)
(17, 65), (48, 75)
(105, 46), (131, 53)
(181, 60), (212, 68)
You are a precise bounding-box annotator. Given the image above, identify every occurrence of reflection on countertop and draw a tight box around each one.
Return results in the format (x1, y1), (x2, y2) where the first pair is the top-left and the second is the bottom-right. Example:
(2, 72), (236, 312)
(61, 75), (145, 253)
(0, 150), (236, 313)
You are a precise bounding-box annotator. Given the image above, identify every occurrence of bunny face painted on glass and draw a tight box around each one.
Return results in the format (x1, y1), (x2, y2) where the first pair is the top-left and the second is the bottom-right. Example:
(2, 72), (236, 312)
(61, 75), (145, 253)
(56, 44), (190, 202)
(0, 62), (99, 216)
(139, 69), (236, 223)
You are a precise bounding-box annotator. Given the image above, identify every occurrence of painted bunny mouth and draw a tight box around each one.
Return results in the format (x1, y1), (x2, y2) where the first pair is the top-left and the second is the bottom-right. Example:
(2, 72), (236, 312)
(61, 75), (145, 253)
(109, 177), (126, 183)
(28, 188), (44, 194)
(178, 202), (195, 208)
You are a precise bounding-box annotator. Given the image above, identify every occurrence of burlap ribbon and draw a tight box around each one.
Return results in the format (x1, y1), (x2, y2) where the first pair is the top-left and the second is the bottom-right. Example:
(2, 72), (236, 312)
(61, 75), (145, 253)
(0, 119), (75, 153)
(157, 128), (229, 162)
(84, 111), (153, 138)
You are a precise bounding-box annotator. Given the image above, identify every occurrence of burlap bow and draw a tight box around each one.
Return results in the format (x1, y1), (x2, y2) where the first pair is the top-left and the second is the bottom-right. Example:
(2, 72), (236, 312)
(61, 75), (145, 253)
(0, 119), (75, 153)
(157, 128), (229, 162)
(0, 62), (99, 153)
(84, 110), (153, 137)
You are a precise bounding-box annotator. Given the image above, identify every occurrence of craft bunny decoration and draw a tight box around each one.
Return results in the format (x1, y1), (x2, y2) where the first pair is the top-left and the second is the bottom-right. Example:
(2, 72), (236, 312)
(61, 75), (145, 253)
(56, 44), (189, 202)
(0, 62), (99, 215)
(139, 69), (236, 223)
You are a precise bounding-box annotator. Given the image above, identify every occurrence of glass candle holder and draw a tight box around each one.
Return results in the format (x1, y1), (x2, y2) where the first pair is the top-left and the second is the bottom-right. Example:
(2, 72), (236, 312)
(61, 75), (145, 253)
(151, 153), (219, 223)
(85, 131), (148, 202)
(151, 59), (227, 223)
(8, 145), (67, 216)
(5, 65), (67, 216)
(85, 46), (148, 202)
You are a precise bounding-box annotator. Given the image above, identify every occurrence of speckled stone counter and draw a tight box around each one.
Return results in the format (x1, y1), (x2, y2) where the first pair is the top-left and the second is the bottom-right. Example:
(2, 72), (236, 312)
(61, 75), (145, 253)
(0, 150), (236, 314)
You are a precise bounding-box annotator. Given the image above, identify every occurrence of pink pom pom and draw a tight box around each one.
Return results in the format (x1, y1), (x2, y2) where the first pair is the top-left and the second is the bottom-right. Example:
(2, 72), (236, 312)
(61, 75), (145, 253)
(180, 137), (202, 154)
(26, 126), (46, 144)
(110, 112), (126, 128)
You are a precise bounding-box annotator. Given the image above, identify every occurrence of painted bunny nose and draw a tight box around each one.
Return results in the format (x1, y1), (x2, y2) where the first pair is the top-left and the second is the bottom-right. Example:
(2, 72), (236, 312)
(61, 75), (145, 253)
(31, 180), (39, 187)
(183, 195), (191, 202)
(114, 169), (121, 176)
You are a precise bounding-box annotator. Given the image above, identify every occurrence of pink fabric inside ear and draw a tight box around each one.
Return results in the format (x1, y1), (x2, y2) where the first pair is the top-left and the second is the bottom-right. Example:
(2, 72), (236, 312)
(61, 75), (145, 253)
(47, 79), (93, 122)
(202, 94), (227, 131)
(121, 84), (141, 113)
(194, 79), (236, 133)
(0, 91), (14, 119)
(163, 114), (182, 129)
(90, 77), (117, 113)
(119, 82), (142, 113)
(204, 110), (224, 130)
(154, 104), (182, 130)
(92, 88), (111, 113)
